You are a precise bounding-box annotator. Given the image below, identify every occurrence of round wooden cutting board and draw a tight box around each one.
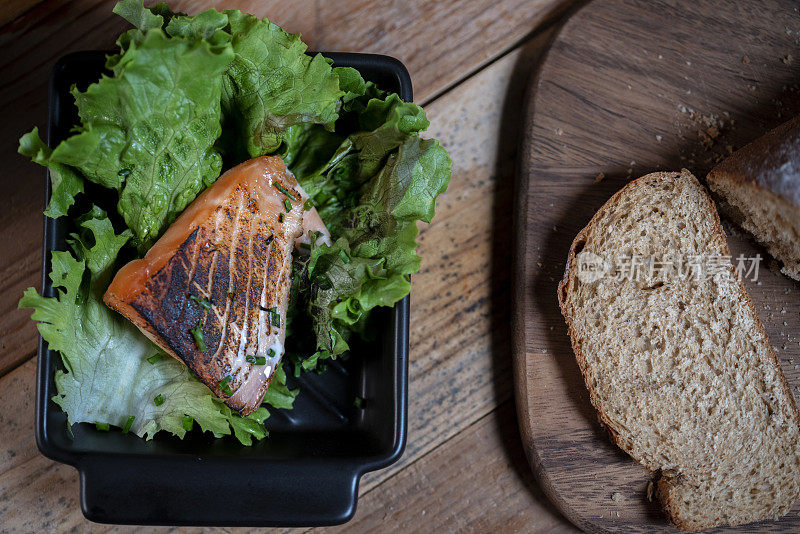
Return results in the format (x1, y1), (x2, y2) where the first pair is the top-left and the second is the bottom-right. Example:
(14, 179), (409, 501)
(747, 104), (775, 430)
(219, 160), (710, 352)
(513, 0), (800, 532)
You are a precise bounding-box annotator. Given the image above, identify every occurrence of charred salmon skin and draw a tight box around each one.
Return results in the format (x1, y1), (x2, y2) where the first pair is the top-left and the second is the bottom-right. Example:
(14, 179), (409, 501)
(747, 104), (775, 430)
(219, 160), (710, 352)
(104, 156), (328, 415)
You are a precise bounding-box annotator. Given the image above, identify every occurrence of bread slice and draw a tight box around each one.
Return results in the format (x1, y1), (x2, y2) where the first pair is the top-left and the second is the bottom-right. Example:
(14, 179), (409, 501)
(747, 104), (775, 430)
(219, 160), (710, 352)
(558, 170), (800, 531)
(707, 115), (800, 280)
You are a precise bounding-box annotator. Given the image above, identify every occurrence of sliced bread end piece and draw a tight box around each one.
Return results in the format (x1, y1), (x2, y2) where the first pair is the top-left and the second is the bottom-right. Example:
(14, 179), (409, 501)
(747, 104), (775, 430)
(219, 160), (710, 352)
(558, 170), (800, 531)
(707, 115), (800, 281)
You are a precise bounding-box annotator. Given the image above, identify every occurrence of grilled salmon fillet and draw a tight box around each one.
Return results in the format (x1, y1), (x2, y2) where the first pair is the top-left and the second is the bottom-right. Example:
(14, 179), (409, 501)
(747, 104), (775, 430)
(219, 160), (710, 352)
(104, 156), (328, 415)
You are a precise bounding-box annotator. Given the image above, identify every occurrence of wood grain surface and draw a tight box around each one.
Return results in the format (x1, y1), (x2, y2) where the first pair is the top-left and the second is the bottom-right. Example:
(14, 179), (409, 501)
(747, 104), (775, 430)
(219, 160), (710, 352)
(0, 0), (44, 27)
(514, 0), (800, 532)
(0, 0), (581, 531)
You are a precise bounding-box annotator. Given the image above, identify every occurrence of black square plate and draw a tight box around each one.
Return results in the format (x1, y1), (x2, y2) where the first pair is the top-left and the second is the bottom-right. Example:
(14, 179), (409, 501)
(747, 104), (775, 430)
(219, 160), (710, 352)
(35, 50), (410, 527)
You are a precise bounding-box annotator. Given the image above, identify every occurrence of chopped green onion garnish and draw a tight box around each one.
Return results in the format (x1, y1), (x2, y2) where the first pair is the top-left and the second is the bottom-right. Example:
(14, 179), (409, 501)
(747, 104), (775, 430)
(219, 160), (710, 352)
(265, 234), (274, 246)
(338, 249), (350, 264)
(190, 322), (207, 352)
(153, 394), (165, 406)
(278, 213), (284, 223)
(95, 422), (110, 431)
(255, 356), (266, 365)
(122, 416), (135, 434)
(272, 181), (297, 201)
(270, 307), (280, 328)
(353, 396), (365, 409)
(288, 354), (302, 377)
(218, 375), (233, 396)
(267, 348), (276, 358)
(182, 416), (194, 431)
(246, 355), (256, 364)
(228, 292), (236, 301)
(283, 199), (293, 212)
(146, 353), (163, 364)
(189, 294), (212, 310)
(304, 198), (313, 211)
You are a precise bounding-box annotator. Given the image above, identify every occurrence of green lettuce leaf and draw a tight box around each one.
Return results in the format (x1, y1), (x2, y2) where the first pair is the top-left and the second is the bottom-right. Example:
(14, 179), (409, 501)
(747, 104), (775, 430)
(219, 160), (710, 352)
(112, 0), (168, 33)
(334, 66), (367, 104)
(18, 208), (279, 442)
(219, 10), (344, 158)
(305, 137), (450, 360)
(166, 10), (230, 45)
(287, 89), (432, 229)
(216, 402), (269, 446)
(117, 1), (345, 160)
(287, 87), (451, 364)
(118, 1), (346, 158)
(261, 366), (297, 409)
(39, 25), (234, 251)
(18, 128), (84, 218)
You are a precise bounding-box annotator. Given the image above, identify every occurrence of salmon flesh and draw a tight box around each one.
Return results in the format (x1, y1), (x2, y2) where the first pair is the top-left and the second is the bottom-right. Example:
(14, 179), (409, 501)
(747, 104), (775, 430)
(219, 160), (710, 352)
(104, 156), (328, 415)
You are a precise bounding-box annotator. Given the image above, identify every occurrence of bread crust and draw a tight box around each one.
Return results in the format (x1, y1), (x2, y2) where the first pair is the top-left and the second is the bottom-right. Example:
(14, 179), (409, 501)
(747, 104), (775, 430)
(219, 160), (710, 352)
(557, 170), (800, 531)
(707, 115), (800, 207)
(706, 115), (800, 281)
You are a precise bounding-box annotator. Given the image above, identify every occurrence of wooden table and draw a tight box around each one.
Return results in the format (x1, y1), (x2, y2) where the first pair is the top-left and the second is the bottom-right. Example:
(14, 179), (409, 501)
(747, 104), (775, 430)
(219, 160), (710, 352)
(0, 1), (579, 531)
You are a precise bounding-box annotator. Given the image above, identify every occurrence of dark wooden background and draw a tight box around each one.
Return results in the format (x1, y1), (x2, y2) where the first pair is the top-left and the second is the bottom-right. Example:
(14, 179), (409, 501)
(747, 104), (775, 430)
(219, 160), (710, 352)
(516, 0), (800, 532)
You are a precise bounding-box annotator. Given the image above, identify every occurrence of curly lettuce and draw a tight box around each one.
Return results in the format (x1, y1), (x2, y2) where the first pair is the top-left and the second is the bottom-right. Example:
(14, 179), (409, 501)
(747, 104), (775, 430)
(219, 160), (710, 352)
(116, 0), (345, 160)
(19, 208), (282, 443)
(220, 11), (343, 158)
(22, 28), (233, 252)
(285, 85), (451, 367)
(18, 128), (84, 218)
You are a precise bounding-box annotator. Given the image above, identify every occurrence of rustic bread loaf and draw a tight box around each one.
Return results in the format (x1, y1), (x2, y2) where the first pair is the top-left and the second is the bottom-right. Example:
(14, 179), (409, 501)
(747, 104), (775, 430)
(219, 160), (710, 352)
(707, 115), (800, 280)
(558, 170), (800, 531)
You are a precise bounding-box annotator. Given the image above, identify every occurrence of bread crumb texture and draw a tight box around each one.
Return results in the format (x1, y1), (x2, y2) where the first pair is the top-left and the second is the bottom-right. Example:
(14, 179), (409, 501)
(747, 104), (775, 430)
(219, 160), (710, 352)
(708, 172), (800, 281)
(558, 171), (800, 531)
